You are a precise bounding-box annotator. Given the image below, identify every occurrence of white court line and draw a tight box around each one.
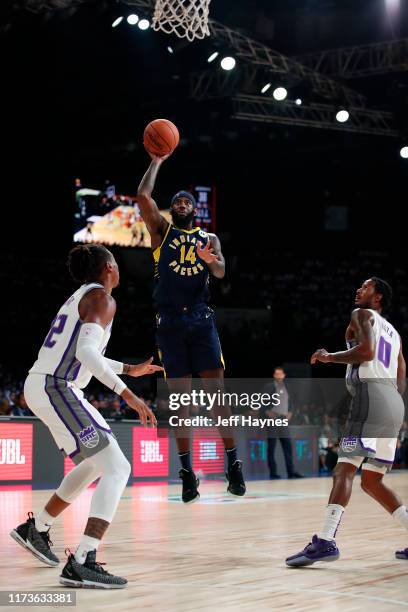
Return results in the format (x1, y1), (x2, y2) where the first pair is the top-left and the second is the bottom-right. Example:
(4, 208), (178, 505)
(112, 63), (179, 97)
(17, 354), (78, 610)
(135, 492), (328, 504)
(130, 580), (408, 607)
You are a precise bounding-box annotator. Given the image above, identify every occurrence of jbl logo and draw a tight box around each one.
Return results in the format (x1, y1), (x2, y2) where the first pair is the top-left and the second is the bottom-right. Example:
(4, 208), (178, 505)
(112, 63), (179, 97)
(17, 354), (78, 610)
(0, 439), (26, 465)
(140, 440), (163, 464)
(199, 441), (219, 461)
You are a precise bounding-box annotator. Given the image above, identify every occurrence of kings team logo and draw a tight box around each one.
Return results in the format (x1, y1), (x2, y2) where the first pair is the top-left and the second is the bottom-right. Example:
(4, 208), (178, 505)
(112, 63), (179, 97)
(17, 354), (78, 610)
(341, 436), (358, 453)
(78, 425), (99, 449)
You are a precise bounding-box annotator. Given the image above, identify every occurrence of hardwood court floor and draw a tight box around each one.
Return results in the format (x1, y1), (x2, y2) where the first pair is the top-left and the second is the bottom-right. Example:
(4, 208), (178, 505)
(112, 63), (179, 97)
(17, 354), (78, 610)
(1, 474), (408, 612)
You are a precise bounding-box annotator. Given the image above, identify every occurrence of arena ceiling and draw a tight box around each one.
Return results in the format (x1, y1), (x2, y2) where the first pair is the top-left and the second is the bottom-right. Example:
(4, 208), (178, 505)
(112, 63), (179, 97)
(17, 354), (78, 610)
(2, 0), (407, 243)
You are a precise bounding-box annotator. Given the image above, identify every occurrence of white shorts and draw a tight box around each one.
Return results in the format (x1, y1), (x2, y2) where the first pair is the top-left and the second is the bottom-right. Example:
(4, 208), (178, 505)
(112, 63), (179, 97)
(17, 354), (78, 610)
(338, 436), (397, 469)
(339, 438), (397, 465)
(24, 373), (113, 464)
(338, 380), (404, 471)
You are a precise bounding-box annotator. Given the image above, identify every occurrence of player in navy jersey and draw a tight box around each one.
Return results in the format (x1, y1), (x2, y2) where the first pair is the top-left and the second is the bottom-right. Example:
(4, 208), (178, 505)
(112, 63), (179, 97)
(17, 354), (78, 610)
(137, 151), (246, 503)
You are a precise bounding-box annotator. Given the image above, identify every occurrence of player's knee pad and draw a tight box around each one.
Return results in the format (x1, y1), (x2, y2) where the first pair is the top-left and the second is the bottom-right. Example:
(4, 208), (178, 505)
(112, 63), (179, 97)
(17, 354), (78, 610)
(56, 459), (101, 503)
(92, 436), (131, 483)
(336, 456), (364, 469)
(110, 456), (131, 483)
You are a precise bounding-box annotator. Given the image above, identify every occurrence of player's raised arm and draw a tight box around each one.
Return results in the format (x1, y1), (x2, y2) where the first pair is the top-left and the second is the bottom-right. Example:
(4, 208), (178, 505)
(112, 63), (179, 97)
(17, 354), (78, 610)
(397, 339), (406, 396)
(137, 152), (170, 248)
(311, 308), (375, 365)
(197, 233), (225, 279)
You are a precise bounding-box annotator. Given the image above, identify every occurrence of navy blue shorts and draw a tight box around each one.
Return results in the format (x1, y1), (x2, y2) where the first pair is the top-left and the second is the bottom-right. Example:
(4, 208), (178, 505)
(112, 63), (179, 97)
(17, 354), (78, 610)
(156, 305), (224, 378)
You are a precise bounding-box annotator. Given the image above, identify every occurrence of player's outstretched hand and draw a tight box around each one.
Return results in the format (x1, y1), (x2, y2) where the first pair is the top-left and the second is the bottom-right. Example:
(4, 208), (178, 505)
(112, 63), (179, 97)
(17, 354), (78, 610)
(310, 348), (331, 364)
(147, 150), (172, 163)
(121, 388), (157, 427)
(197, 240), (218, 264)
(125, 357), (163, 377)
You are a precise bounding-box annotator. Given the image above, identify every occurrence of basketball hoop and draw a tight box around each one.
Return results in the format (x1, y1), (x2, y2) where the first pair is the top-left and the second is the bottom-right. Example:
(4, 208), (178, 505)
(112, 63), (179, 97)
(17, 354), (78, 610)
(152, 0), (211, 42)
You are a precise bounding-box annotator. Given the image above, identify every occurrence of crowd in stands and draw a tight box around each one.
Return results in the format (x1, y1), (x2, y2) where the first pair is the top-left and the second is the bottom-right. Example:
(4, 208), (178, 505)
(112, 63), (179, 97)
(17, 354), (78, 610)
(2, 367), (407, 472)
(212, 249), (408, 370)
(2, 248), (408, 472)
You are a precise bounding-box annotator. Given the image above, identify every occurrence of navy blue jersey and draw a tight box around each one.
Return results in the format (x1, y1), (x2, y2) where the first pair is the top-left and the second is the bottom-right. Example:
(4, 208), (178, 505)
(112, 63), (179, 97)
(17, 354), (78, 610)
(152, 224), (211, 310)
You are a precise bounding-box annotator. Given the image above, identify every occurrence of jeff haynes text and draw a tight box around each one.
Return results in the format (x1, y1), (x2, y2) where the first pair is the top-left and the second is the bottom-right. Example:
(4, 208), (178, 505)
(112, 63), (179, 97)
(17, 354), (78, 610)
(168, 415), (289, 428)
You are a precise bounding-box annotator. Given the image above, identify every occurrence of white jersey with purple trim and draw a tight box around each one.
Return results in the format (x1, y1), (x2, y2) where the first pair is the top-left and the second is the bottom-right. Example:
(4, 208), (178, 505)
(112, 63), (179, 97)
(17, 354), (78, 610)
(346, 309), (400, 387)
(29, 283), (112, 389)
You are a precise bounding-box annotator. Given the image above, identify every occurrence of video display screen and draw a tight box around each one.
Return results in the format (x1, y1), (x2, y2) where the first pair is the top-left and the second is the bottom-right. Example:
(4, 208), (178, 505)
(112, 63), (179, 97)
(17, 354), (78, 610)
(132, 428), (169, 478)
(73, 180), (216, 247)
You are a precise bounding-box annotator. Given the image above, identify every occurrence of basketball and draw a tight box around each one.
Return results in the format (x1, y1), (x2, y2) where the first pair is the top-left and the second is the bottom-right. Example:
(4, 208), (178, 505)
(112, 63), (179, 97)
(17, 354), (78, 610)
(143, 118), (180, 156)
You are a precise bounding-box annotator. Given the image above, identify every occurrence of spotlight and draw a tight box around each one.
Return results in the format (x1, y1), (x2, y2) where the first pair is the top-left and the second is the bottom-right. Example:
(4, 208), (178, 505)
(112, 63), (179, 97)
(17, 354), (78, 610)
(138, 18), (150, 30)
(292, 83), (312, 106)
(273, 87), (287, 101)
(385, 0), (400, 14)
(336, 109), (350, 123)
(167, 46), (174, 54)
(112, 16), (123, 28)
(127, 14), (139, 25)
(220, 56), (236, 71)
(261, 83), (271, 94)
(400, 146), (408, 159)
(207, 51), (219, 63)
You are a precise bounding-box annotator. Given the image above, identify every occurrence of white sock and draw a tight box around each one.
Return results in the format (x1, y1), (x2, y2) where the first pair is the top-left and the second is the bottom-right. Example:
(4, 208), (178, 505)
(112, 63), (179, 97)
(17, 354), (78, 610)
(320, 504), (344, 541)
(392, 505), (408, 530)
(35, 509), (55, 533)
(75, 535), (100, 565)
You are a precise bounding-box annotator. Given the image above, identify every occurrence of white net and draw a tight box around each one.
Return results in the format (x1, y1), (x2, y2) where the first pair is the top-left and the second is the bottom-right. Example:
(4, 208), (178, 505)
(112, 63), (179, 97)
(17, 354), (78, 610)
(152, 0), (211, 42)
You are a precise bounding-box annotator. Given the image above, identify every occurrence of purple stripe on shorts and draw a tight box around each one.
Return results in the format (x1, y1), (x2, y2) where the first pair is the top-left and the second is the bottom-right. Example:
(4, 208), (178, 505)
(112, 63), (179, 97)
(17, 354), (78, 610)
(54, 320), (81, 377)
(372, 457), (394, 464)
(44, 375), (80, 457)
(359, 438), (376, 453)
(68, 386), (112, 433)
(54, 377), (85, 429)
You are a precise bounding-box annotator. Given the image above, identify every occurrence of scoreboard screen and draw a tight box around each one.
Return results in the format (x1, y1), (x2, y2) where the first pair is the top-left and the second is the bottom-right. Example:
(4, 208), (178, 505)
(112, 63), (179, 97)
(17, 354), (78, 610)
(73, 180), (216, 247)
(191, 185), (216, 233)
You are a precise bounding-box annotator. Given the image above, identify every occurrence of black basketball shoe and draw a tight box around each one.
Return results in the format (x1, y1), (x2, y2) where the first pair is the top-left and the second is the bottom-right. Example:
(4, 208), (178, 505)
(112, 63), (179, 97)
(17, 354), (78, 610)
(179, 468), (200, 504)
(10, 512), (60, 566)
(226, 460), (246, 496)
(59, 550), (127, 589)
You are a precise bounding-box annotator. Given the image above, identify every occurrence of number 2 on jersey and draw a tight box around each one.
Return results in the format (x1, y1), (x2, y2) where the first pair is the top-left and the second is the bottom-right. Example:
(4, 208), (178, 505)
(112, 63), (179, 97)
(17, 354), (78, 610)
(179, 245), (196, 265)
(378, 335), (391, 368)
(43, 314), (68, 348)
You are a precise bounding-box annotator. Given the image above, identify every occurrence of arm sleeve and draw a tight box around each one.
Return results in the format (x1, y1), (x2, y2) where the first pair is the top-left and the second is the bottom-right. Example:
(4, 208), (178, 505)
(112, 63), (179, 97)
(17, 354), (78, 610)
(76, 323), (127, 395)
(104, 357), (124, 374)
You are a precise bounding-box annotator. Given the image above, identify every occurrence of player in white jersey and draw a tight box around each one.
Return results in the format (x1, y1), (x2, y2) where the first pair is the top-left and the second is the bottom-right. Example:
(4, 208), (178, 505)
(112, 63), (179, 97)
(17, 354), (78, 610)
(286, 277), (408, 567)
(10, 244), (161, 588)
